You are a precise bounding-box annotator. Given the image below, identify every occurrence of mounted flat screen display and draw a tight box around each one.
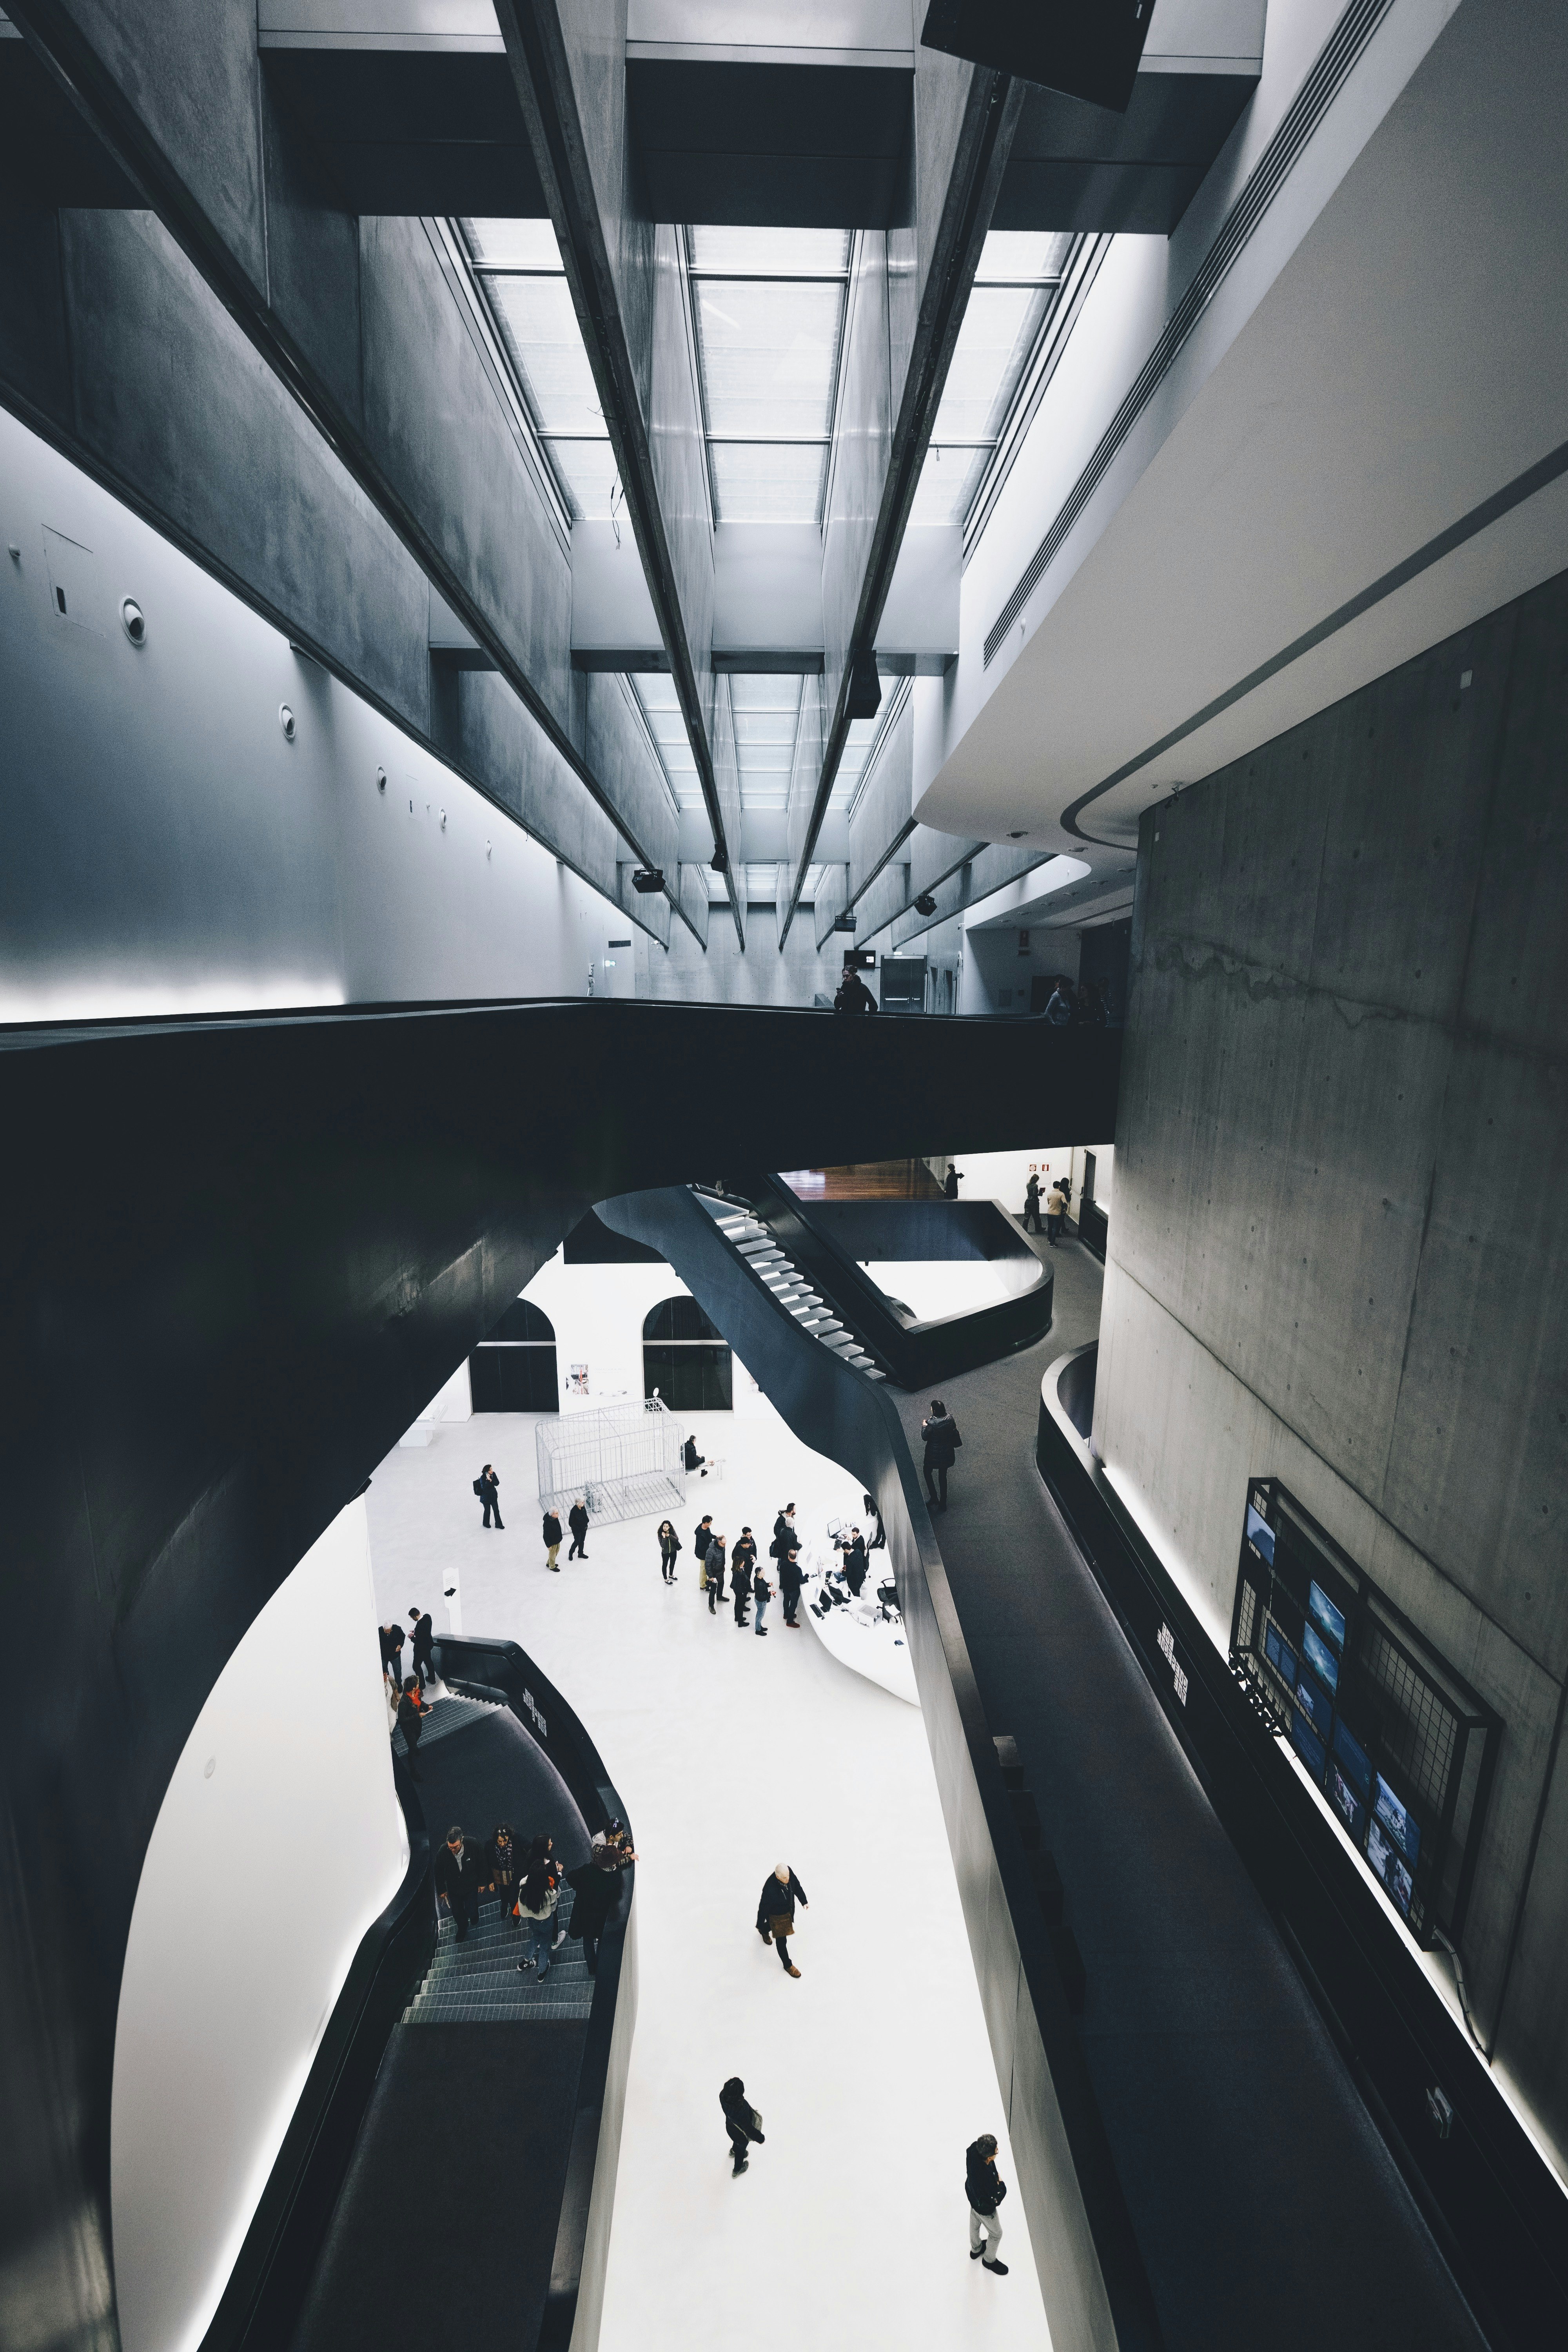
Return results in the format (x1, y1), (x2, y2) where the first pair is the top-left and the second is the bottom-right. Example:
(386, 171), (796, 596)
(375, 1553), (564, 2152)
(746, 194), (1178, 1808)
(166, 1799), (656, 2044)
(1245, 1502), (1275, 1566)
(1368, 1818), (1414, 1918)
(1332, 1719), (1372, 1800)
(1328, 1761), (1367, 1842)
(1301, 1622), (1340, 1696)
(1374, 1775), (1421, 1869)
(1308, 1579), (1346, 1651)
(1294, 1671), (1333, 1739)
(1265, 1623), (1297, 1687)
(1289, 1714), (1327, 1783)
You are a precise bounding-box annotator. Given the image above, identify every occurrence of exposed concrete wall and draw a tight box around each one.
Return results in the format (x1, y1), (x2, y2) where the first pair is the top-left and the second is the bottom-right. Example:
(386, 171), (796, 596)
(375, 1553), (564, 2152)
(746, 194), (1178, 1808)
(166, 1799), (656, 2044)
(635, 909), (841, 1007)
(1095, 566), (1568, 2175)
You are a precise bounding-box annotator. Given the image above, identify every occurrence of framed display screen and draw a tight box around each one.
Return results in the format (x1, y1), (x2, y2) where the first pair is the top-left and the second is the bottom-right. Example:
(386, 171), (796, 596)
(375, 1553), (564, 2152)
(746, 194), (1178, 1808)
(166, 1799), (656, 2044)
(1301, 1621), (1340, 1695)
(1332, 1718), (1372, 1801)
(1308, 1579), (1346, 1652)
(1368, 1818), (1414, 1918)
(1294, 1670), (1333, 1738)
(1245, 1501), (1276, 1567)
(1289, 1713), (1327, 1783)
(1265, 1623), (1297, 1687)
(1374, 1775), (1421, 1869)
(1328, 1760), (1367, 1842)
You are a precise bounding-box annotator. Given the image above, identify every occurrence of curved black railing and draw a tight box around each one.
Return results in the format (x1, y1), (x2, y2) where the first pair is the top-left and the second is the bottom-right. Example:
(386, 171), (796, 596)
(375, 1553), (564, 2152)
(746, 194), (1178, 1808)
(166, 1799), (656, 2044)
(733, 1174), (1054, 1385)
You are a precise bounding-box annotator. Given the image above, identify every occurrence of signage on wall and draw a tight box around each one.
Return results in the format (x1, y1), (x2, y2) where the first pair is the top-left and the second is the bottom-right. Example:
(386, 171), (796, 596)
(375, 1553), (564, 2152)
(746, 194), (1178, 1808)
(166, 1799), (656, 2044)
(1156, 1621), (1189, 1706)
(568, 1363), (590, 1397)
(521, 1688), (548, 1740)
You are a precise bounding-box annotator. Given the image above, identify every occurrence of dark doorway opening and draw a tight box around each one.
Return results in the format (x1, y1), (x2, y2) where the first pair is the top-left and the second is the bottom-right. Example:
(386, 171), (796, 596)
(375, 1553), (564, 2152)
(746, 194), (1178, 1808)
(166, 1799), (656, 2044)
(470, 1298), (559, 1410)
(643, 1295), (732, 1410)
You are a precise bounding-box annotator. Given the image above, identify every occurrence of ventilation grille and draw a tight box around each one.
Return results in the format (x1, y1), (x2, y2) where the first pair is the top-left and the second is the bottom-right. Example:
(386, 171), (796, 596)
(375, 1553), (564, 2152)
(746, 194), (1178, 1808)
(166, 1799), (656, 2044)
(983, 0), (1396, 668)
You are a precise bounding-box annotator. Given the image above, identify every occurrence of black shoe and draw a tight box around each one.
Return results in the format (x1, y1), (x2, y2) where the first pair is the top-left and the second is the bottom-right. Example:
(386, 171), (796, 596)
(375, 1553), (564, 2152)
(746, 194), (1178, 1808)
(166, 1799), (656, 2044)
(983, 2260), (1008, 2276)
(732, 2158), (749, 2176)
(970, 2248), (984, 2261)
(756, 1628), (769, 1635)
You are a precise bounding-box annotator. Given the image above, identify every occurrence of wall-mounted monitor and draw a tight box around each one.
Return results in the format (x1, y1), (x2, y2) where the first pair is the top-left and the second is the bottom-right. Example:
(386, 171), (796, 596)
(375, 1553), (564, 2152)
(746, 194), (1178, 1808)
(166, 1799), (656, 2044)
(1332, 1718), (1371, 1801)
(1289, 1714), (1327, 1783)
(1294, 1670), (1333, 1739)
(1301, 1622), (1340, 1696)
(1328, 1761), (1367, 1843)
(1245, 1502), (1275, 1567)
(1368, 1818), (1414, 1918)
(1264, 1622), (1297, 1688)
(1374, 1775), (1421, 1869)
(1308, 1579), (1346, 1652)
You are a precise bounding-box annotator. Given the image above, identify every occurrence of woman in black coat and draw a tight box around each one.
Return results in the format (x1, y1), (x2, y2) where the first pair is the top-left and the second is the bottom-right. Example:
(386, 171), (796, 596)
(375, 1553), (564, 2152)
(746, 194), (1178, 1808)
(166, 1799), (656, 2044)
(566, 1841), (634, 1973)
(657, 1520), (681, 1584)
(921, 1397), (961, 1512)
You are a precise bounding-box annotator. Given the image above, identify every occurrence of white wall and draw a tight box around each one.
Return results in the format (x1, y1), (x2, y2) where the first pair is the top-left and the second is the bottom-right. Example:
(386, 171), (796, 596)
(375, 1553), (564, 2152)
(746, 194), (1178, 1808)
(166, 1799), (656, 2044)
(940, 1147), (1078, 1210)
(111, 1499), (407, 2352)
(958, 922), (1080, 1015)
(0, 408), (627, 1022)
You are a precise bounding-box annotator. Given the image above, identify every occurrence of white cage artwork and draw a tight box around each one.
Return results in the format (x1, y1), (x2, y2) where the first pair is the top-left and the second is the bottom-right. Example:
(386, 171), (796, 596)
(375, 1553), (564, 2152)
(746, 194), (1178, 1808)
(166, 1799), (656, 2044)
(536, 1401), (688, 1526)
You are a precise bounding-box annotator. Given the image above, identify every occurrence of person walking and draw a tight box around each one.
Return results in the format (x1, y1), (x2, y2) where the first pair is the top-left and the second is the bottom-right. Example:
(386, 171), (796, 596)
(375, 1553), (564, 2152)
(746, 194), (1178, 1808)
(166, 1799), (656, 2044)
(566, 1836), (635, 1975)
(731, 1543), (753, 1629)
(922, 1398), (961, 1512)
(513, 1847), (561, 1980)
(965, 2134), (1009, 2274)
(434, 1825), (485, 1942)
(833, 962), (877, 1015)
(1046, 1177), (1071, 1245)
(380, 1619), (406, 1686)
(755, 1862), (808, 1978)
(657, 1519), (681, 1584)
(753, 1559), (773, 1636)
(943, 1164), (962, 1200)
(1043, 979), (1072, 1027)
(542, 1505), (563, 1572)
(567, 1497), (590, 1561)
(720, 2078), (765, 2177)
(407, 1605), (436, 1691)
(486, 1821), (523, 1903)
(395, 1676), (426, 1780)
(706, 1530), (728, 1615)
(779, 1545), (804, 1628)
(863, 1491), (886, 1550)
(475, 1463), (505, 1528)
(1022, 1172), (1043, 1233)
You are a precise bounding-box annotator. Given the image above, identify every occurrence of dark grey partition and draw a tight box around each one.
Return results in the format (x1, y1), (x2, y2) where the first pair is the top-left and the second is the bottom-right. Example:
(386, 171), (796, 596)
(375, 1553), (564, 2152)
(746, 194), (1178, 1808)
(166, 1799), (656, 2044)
(597, 1185), (1160, 2352)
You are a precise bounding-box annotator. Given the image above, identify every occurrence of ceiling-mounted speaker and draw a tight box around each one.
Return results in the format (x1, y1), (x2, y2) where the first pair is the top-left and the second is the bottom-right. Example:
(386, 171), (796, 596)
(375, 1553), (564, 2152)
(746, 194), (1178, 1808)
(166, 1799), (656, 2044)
(919, 0), (1155, 114)
(845, 649), (882, 721)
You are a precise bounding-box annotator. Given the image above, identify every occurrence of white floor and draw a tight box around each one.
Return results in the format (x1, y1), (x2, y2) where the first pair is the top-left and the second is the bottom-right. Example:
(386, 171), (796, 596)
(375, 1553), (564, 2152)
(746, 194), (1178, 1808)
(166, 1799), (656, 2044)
(366, 1403), (1051, 2352)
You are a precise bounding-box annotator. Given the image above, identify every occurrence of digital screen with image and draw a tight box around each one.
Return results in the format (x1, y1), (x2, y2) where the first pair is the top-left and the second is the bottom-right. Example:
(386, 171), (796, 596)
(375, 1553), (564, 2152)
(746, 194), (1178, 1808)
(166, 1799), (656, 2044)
(1265, 1622), (1298, 1688)
(1374, 1775), (1421, 1869)
(1294, 1670), (1333, 1738)
(1308, 1579), (1347, 1652)
(1289, 1713), (1327, 1783)
(1367, 1818), (1414, 1918)
(1246, 1502), (1276, 1567)
(1301, 1622), (1340, 1695)
(1333, 1718), (1372, 1800)
(1328, 1762), (1367, 1842)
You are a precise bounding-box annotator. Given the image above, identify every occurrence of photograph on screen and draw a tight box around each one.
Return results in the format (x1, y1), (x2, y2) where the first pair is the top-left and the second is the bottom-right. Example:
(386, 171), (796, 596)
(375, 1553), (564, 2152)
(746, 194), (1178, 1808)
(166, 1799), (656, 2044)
(1328, 1763), (1367, 1843)
(1265, 1624), (1298, 1688)
(1245, 1503), (1276, 1568)
(1289, 1713), (1327, 1782)
(1294, 1670), (1333, 1738)
(1389, 1852), (1414, 1918)
(1308, 1578), (1347, 1652)
(1374, 1775), (1421, 1869)
(1301, 1622), (1340, 1695)
(1333, 1717), (1372, 1800)
(1367, 1817), (1396, 1891)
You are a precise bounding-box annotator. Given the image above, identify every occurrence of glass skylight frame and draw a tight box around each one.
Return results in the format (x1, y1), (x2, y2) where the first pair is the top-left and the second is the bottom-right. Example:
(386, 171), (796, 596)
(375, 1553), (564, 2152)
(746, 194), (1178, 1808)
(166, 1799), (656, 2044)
(458, 215), (620, 525)
(686, 227), (853, 527)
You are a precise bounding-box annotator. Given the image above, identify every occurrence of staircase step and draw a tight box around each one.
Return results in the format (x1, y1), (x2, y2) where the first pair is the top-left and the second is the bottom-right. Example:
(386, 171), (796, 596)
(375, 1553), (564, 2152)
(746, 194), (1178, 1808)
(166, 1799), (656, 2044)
(405, 1994), (593, 2024)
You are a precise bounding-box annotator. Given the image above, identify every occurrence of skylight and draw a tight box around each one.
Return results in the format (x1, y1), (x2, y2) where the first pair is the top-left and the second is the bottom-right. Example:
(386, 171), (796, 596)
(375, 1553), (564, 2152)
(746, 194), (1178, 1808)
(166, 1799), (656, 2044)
(688, 228), (851, 525)
(461, 216), (619, 522)
(909, 230), (1075, 528)
(634, 674), (702, 812)
(727, 674), (802, 813)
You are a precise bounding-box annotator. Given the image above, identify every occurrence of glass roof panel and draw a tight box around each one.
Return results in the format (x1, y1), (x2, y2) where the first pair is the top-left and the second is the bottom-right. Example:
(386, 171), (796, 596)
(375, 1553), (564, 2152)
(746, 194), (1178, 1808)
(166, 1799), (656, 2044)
(694, 278), (845, 438)
(484, 275), (604, 436)
(689, 227), (851, 276)
(973, 229), (1073, 282)
(543, 437), (619, 521)
(710, 442), (827, 524)
(461, 216), (562, 270)
(907, 445), (989, 526)
(930, 284), (1050, 444)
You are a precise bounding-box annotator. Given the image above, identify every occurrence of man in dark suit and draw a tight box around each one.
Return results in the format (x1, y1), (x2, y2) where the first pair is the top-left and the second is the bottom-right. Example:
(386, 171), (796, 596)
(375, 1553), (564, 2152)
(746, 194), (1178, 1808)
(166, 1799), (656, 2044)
(434, 1824), (485, 1940)
(779, 1546), (804, 1628)
(407, 1606), (435, 1691)
(567, 1497), (590, 1559)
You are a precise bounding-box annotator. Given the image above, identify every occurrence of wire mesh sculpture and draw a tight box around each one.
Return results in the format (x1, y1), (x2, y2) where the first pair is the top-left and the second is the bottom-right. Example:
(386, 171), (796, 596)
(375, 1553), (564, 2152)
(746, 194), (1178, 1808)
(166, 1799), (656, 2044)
(536, 1400), (687, 1526)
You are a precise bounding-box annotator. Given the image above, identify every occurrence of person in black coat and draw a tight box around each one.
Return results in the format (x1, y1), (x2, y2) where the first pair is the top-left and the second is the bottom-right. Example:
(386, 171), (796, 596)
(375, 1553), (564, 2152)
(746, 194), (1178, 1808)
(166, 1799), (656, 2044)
(567, 1498), (590, 1560)
(755, 1864), (808, 1976)
(921, 1398), (961, 1512)
(778, 1546), (804, 1627)
(542, 1508), (563, 1572)
(566, 1838), (635, 1973)
(771, 1506), (797, 1555)
(683, 1433), (708, 1476)
(730, 1544), (753, 1628)
(407, 1606), (436, 1690)
(1022, 1172), (1043, 1233)
(706, 1532), (728, 1615)
(395, 1678), (425, 1780)
(720, 2077), (764, 2176)
(693, 1514), (713, 1577)
(657, 1519), (681, 1584)
(839, 1530), (869, 1595)
(862, 1491), (886, 1550)
(476, 1464), (504, 1528)
(965, 2134), (1009, 2273)
(380, 1621), (406, 1684)
(434, 1824), (486, 1940)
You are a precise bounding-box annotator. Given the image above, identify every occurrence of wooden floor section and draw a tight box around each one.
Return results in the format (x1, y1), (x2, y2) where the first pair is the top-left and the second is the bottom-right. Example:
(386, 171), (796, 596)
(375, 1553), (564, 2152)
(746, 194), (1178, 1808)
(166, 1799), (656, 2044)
(778, 1159), (946, 1201)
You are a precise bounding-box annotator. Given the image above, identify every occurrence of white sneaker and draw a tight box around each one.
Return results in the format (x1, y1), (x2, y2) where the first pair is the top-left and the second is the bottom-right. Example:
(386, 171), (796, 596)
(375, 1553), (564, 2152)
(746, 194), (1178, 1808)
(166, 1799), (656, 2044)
(552, 1929), (567, 1948)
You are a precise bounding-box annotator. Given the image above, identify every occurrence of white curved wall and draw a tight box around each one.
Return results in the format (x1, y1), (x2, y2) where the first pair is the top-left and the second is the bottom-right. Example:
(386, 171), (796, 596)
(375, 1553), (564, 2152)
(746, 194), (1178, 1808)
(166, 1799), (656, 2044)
(111, 1498), (407, 2352)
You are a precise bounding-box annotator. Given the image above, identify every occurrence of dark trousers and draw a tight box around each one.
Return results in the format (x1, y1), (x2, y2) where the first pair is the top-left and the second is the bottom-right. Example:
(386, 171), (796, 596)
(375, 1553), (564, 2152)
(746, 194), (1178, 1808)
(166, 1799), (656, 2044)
(403, 1735), (423, 1781)
(412, 1647), (434, 1690)
(726, 2123), (751, 2169)
(707, 1572), (724, 1613)
(733, 1586), (750, 1624)
(582, 1927), (601, 1975)
(483, 1496), (504, 1527)
(782, 1587), (799, 1623)
(448, 1882), (480, 1939)
(1023, 1204), (1042, 1231)
(926, 1461), (949, 1507)
(661, 1555), (677, 1582)
(772, 1930), (795, 1969)
(1046, 1214), (1063, 1247)
(568, 1535), (585, 1558)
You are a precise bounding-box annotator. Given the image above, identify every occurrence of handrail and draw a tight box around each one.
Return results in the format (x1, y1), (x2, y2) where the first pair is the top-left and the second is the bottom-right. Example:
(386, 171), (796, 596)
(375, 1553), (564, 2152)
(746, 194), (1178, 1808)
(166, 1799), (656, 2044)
(432, 1635), (636, 2352)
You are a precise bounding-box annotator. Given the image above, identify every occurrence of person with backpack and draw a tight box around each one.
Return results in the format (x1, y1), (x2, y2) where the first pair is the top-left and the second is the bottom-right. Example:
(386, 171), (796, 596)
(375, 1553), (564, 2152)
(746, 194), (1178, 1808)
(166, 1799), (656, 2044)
(475, 1463), (504, 1528)
(922, 1399), (962, 1512)
(965, 2133), (1009, 2274)
(541, 1506), (563, 1572)
(513, 1839), (562, 1980)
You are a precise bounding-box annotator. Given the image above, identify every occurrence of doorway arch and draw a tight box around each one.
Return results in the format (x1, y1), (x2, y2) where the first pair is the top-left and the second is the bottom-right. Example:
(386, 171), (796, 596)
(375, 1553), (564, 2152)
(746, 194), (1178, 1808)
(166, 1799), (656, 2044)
(642, 1295), (732, 1410)
(470, 1297), (559, 1410)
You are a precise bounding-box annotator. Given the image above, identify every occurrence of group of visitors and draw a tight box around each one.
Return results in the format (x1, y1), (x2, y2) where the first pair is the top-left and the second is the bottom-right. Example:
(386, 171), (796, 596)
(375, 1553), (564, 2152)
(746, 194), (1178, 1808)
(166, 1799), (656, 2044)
(1021, 1170), (1074, 1245)
(431, 1820), (635, 1979)
(384, 1605), (438, 1777)
(1040, 975), (1112, 1026)
(540, 1495), (590, 1571)
(661, 1501), (814, 1634)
